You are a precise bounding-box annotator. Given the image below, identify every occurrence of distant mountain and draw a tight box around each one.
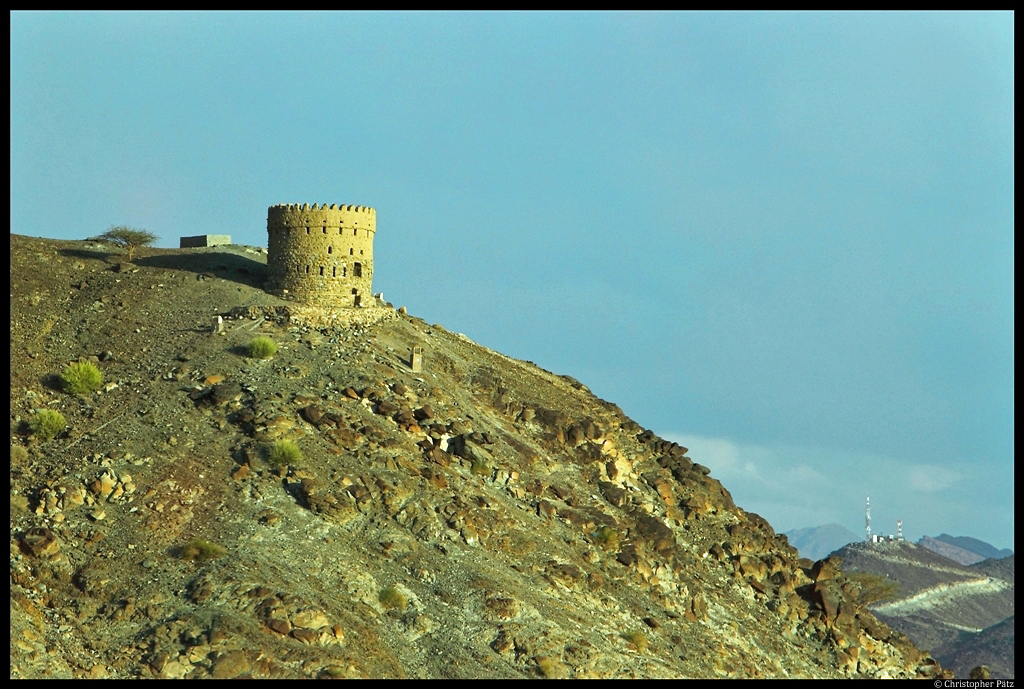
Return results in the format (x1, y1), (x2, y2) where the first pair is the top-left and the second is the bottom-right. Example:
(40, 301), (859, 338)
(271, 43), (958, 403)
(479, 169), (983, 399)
(834, 541), (1014, 678)
(919, 536), (988, 566)
(922, 534), (1013, 563)
(783, 523), (859, 561)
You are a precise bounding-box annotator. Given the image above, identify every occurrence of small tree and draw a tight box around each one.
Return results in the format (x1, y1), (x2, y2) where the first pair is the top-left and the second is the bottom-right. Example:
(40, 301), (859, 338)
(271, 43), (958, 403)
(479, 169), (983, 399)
(99, 226), (157, 262)
(846, 570), (900, 605)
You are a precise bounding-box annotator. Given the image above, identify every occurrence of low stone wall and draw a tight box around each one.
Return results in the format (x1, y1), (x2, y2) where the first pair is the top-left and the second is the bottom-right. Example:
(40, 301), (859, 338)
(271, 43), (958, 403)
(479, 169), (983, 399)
(223, 302), (397, 331)
(286, 305), (397, 329)
(180, 235), (232, 248)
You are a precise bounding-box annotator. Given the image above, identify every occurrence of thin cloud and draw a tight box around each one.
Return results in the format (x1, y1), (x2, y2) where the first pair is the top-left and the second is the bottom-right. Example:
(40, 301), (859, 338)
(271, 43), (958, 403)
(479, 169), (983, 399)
(906, 464), (962, 493)
(660, 432), (939, 540)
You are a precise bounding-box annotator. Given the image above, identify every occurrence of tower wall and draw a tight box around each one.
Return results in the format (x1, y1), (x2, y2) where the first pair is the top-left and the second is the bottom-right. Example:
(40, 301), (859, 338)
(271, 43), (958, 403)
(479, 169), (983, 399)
(265, 203), (376, 308)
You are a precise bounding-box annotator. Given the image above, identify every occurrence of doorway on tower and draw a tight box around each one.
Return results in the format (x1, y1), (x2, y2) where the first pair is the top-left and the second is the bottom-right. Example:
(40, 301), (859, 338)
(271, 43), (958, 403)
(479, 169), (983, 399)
(352, 288), (361, 307)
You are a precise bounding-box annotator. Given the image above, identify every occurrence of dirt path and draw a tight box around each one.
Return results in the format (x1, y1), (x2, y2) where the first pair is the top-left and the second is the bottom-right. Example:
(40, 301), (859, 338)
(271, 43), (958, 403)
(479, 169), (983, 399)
(871, 576), (1011, 616)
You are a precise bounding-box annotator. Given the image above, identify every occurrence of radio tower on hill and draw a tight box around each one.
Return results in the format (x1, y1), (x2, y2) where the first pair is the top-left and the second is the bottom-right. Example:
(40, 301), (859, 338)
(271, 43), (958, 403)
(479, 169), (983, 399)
(865, 497), (872, 543)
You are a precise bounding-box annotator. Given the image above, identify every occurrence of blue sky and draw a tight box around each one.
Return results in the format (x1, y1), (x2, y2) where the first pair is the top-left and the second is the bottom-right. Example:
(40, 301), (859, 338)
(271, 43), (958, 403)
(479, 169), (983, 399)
(11, 11), (1014, 550)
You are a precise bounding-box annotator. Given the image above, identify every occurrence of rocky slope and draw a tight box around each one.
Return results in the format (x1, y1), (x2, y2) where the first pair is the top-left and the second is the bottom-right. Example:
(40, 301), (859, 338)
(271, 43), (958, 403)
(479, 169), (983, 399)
(834, 541), (1013, 678)
(10, 233), (948, 679)
(935, 615), (1014, 680)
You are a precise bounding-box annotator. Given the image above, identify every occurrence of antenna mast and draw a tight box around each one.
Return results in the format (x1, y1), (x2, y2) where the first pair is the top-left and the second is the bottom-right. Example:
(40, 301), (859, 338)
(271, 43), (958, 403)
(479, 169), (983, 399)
(897, 519), (903, 541)
(865, 497), (872, 543)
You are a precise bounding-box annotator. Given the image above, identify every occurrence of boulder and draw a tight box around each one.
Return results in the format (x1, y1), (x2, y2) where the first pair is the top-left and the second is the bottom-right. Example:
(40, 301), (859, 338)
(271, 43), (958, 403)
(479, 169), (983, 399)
(209, 381), (243, 405)
(565, 424), (585, 446)
(813, 579), (843, 623)
(635, 514), (675, 556)
(616, 542), (638, 567)
(534, 408), (568, 430)
(598, 481), (627, 508)
(688, 592), (708, 622)
(21, 526), (58, 557)
(447, 434), (494, 466)
(300, 404), (324, 425)
(375, 400), (399, 415)
(811, 555), (843, 582)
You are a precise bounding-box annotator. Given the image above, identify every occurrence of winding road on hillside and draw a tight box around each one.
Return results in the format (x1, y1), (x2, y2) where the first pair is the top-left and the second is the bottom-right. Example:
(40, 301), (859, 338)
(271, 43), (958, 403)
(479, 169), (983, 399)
(871, 576), (1012, 616)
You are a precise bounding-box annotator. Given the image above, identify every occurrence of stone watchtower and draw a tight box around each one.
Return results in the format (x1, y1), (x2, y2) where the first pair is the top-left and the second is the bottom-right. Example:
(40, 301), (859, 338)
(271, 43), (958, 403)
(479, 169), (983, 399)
(265, 203), (376, 308)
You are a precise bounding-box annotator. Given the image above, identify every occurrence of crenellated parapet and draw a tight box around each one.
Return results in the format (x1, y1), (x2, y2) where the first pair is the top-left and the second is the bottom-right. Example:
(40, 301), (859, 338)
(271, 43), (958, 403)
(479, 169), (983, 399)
(268, 203), (375, 224)
(270, 202), (376, 213)
(268, 204), (375, 234)
(265, 202), (377, 308)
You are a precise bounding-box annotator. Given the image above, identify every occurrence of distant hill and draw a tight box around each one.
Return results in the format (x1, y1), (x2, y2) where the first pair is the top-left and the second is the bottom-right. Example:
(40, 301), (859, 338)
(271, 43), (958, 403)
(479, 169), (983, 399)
(919, 534), (1013, 564)
(970, 554), (1015, 582)
(919, 536), (988, 566)
(834, 541), (1014, 678)
(783, 523), (859, 561)
(935, 615), (1014, 680)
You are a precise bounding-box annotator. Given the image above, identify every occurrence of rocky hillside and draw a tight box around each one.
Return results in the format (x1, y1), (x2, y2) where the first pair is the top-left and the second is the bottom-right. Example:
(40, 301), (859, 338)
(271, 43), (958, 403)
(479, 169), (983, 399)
(834, 541), (1013, 678)
(935, 615), (1014, 680)
(10, 233), (949, 679)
